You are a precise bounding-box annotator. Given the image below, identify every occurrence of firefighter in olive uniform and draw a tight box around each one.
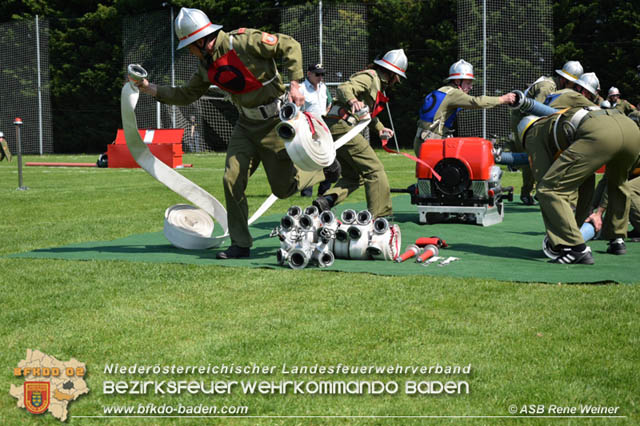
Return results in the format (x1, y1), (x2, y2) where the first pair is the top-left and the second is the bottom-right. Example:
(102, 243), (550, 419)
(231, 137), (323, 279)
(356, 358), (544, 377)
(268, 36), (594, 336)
(132, 8), (335, 259)
(521, 72), (640, 264)
(413, 59), (515, 157)
(312, 49), (408, 218)
(509, 60), (584, 204)
(607, 86), (637, 115)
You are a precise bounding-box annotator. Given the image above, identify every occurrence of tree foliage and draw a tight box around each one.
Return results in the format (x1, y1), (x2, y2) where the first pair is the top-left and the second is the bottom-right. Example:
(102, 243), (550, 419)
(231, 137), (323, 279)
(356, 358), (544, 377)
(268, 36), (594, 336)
(0, 0), (638, 152)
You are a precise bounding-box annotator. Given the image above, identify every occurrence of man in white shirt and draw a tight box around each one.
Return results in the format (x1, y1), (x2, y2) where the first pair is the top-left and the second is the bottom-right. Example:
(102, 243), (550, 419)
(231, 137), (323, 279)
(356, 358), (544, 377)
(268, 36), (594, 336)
(301, 63), (334, 196)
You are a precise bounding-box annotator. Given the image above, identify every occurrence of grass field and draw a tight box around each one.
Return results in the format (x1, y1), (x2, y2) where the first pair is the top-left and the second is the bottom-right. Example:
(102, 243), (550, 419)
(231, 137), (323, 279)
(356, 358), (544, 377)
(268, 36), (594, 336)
(1, 152), (638, 425)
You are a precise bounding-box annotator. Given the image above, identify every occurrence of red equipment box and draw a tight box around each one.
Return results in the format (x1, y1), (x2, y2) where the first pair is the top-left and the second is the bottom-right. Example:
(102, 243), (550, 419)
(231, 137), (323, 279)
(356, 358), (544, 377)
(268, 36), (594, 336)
(107, 129), (184, 168)
(409, 137), (513, 226)
(417, 137), (495, 181)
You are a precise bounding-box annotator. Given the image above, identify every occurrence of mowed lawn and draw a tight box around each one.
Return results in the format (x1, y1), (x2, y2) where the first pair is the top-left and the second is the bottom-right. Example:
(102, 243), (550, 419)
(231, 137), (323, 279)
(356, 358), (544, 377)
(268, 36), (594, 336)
(1, 152), (638, 425)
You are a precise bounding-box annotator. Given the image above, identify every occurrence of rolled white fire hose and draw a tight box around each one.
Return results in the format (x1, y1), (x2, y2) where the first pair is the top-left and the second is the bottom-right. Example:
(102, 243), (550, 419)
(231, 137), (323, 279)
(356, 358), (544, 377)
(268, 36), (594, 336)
(122, 65), (228, 249)
(277, 103), (335, 171)
(252, 113), (373, 220)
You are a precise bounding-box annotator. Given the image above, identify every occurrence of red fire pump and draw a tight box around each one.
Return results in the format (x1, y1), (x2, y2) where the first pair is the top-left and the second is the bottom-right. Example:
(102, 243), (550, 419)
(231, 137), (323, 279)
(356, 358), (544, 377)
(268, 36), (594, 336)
(394, 137), (513, 226)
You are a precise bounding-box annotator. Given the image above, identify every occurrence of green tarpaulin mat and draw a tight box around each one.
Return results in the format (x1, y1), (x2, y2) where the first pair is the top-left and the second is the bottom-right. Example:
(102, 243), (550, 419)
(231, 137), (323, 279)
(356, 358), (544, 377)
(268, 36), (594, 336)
(8, 196), (639, 284)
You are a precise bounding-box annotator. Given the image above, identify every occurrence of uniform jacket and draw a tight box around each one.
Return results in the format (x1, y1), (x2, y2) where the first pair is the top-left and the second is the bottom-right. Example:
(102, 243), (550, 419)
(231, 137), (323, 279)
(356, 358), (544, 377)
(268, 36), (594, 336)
(544, 88), (597, 121)
(335, 68), (389, 133)
(156, 29), (303, 109)
(417, 83), (502, 136)
(613, 99), (637, 115)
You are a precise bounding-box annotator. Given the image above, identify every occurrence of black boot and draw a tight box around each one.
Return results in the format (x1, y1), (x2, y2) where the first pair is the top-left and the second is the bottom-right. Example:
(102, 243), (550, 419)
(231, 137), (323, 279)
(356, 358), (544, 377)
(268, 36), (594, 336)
(216, 245), (250, 259)
(312, 195), (334, 212)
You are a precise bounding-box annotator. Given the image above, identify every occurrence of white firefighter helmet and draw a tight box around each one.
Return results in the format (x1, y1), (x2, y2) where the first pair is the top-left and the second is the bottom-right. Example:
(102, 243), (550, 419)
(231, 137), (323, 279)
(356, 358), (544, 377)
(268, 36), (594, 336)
(555, 60), (583, 83)
(447, 59), (475, 80)
(608, 86), (621, 97)
(0, 131), (3, 138)
(576, 72), (599, 96)
(175, 8), (222, 50)
(374, 49), (408, 78)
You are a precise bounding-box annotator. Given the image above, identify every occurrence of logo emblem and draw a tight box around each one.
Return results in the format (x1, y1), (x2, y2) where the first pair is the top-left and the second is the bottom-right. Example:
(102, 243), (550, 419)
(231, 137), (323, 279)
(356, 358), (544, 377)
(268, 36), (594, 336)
(24, 382), (50, 415)
(261, 32), (278, 46)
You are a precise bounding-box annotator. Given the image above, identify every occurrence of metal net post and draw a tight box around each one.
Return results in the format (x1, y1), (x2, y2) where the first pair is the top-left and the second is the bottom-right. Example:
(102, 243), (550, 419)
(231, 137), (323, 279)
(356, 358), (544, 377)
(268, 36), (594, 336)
(457, 0), (553, 139)
(0, 18), (53, 154)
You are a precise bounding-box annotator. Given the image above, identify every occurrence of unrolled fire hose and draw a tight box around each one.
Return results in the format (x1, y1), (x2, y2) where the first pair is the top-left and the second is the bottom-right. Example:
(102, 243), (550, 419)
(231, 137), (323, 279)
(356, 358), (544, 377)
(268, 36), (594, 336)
(123, 64), (230, 249)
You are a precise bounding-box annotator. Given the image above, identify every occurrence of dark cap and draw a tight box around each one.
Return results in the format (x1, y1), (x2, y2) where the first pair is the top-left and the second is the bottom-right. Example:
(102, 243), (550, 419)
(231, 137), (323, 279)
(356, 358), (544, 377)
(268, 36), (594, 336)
(308, 63), (325, 74)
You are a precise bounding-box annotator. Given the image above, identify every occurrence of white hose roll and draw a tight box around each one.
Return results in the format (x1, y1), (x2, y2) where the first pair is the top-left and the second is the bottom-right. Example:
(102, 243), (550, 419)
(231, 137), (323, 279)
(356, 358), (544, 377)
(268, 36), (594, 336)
(278, 111), (336, 171)
(348, 224), (371, 260)
(333, 224), (350, 259)
(122, 81), (228, 249)
(368, 224), (402, 261)
(163, 205), (218, 250)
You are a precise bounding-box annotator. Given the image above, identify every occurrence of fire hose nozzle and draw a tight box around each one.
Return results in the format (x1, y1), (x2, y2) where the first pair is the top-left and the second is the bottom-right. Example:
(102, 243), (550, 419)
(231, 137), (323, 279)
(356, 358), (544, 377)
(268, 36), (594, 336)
(356, 210), (372, 226)
(335, 228), (349, 242)
(275, 121), (295, 141)
(372, 217), (389, 234)
(279, 102), (300, 121)
(510, 90), (525, 109)
(287, 205), (302, 218)
(288, 245), (312, 270)
(276, 248), (288, 265)
(341, 209), (357, 225)
(395, 244), (422, 263)
(280, 214), (298, 231)
(298, 214), (315, 231)
(416, 244), (439, 263)
(319, 210), (336, 225)
(127, 64), (148, 83)
(347, 225), (363, 240)
(313, 247), (335, 268)
(380, 129), (392, 140)
(304, 205), (319, 217)
(509, 89), (557, 116)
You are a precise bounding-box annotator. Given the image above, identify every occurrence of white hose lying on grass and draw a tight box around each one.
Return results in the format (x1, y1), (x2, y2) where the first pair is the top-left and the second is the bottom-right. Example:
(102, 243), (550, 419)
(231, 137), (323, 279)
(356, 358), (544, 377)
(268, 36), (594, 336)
(121, 76), (228, 249)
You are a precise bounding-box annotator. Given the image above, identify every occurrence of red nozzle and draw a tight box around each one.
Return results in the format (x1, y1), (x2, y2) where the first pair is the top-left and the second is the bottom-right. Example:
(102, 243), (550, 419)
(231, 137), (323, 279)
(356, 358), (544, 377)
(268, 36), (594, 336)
(395, 244), (422, 263)
(416, 244), (439, 263)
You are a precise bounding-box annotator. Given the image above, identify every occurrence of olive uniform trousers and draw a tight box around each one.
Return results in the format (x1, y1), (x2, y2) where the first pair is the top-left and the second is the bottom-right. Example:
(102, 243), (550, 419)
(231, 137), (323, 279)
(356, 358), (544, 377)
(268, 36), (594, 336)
(524, 115), (595, 226)
(223, 115), (324, 248)
(533, 111), (640, 246)
(321, 118), (393, 218)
